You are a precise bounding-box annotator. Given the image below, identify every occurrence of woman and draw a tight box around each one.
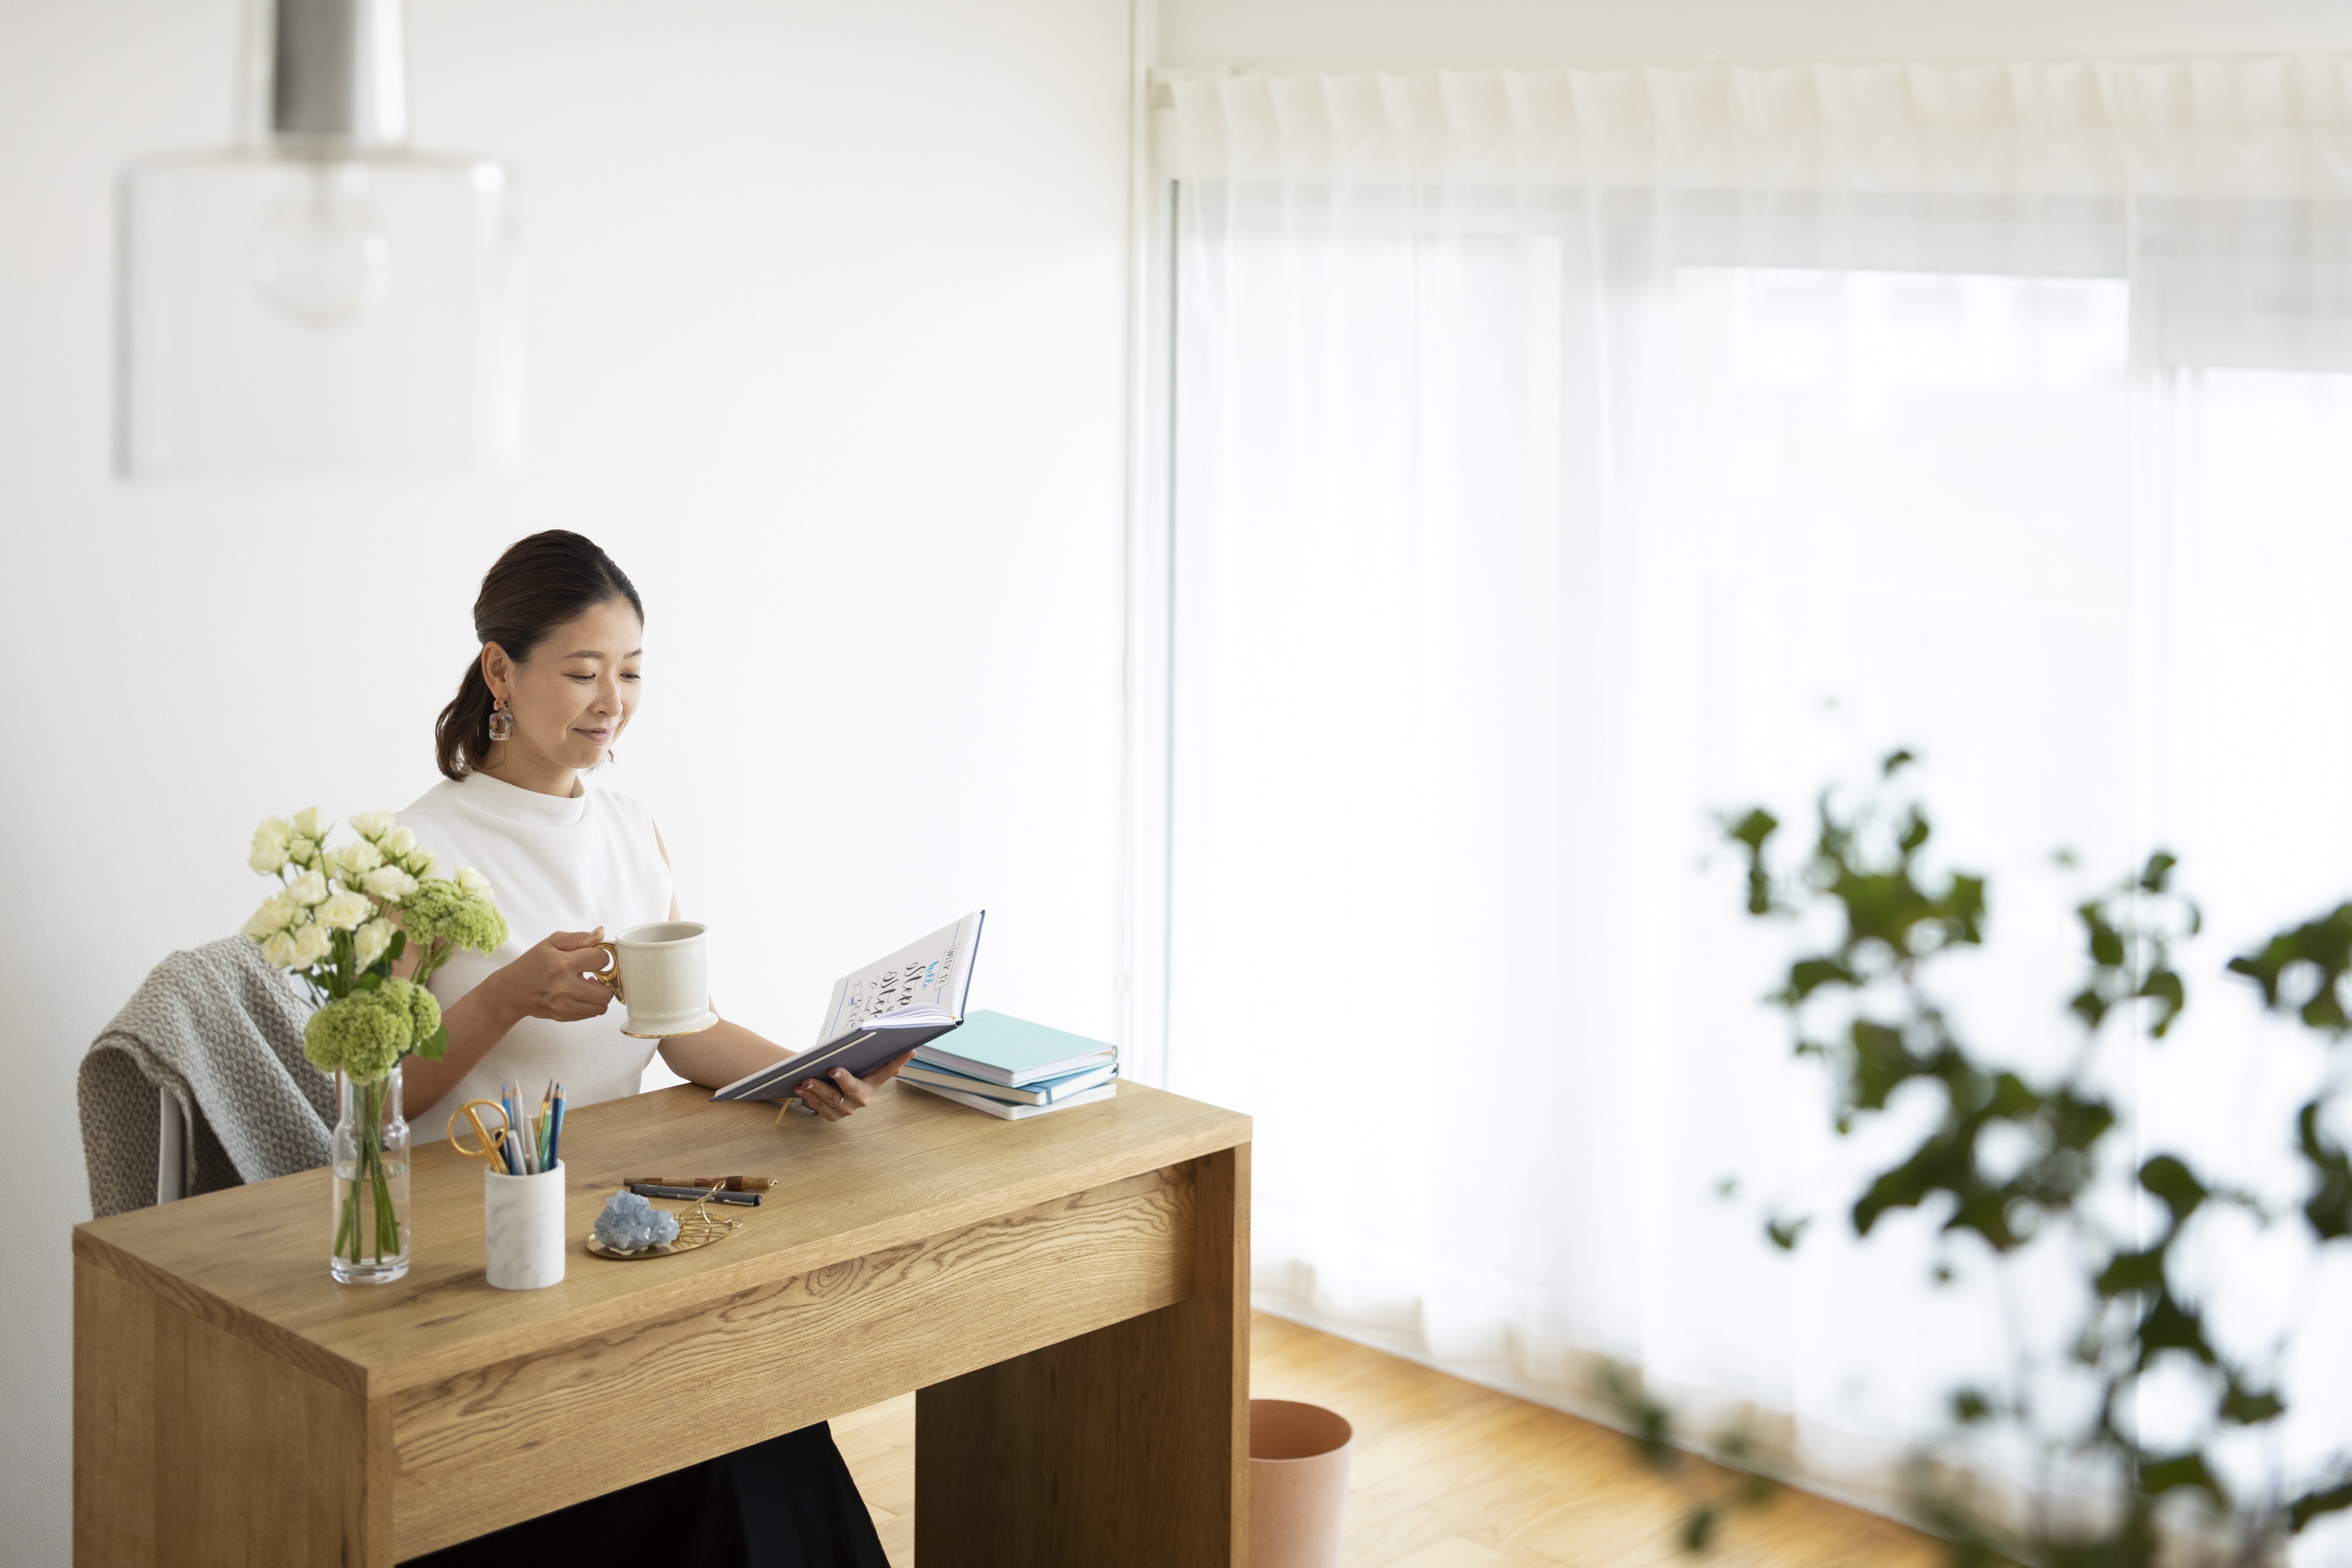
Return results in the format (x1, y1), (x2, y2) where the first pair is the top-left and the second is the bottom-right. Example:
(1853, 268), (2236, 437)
(398, 530), (898, 1568)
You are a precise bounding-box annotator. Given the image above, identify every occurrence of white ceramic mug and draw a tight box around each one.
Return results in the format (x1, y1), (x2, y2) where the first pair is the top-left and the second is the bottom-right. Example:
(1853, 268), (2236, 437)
(592, 920), (718, 1039)
(484, 1162), (567, 1289)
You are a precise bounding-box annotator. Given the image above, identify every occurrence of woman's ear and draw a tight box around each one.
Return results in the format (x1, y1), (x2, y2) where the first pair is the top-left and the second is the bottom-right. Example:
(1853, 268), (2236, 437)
(480, 642), (513, 701)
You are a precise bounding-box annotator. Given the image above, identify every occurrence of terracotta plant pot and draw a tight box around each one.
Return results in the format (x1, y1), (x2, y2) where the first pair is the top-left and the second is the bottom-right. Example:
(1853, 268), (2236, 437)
(1250, 1398), (1353, 1568)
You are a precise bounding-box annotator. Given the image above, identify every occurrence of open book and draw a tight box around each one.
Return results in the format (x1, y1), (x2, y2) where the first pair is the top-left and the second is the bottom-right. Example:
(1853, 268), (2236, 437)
(709, 911), (985, 1103)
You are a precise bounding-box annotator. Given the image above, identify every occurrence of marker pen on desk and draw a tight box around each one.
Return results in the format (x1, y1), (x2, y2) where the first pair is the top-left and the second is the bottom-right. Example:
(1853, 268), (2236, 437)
(632, 1183), (761, 1205)
(622, 1176), (774, 1192)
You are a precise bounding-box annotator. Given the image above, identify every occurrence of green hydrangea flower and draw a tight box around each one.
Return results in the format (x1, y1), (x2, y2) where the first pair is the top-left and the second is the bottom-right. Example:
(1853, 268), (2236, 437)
(304, 995), (407, 1082)
(401, 878), (510, 956)
(303, 979), (442, 1083)
(380, 976), (442, 1047)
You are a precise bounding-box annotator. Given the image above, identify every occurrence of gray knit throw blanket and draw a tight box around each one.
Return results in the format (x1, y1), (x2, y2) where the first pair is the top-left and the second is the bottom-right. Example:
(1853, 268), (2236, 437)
(78, 937), (334, 1219)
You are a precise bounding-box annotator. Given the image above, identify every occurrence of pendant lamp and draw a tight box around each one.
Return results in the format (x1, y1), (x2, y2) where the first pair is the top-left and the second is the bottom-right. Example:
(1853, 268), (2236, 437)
(118, 0), (522, 477)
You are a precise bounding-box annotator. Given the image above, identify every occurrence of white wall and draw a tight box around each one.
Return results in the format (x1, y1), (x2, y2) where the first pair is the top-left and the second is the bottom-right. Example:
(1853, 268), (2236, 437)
(0, 0), (1133, 1558)
(1159, 0), (2352, 68)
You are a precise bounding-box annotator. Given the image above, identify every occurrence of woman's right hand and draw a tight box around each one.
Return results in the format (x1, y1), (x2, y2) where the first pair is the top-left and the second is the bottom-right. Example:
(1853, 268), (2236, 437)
(489, 928), (619, 1023)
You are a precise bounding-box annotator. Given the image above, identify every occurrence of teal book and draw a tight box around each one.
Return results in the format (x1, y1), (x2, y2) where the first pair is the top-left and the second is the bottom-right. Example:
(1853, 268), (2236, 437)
(911, 1010), (1117, 1087)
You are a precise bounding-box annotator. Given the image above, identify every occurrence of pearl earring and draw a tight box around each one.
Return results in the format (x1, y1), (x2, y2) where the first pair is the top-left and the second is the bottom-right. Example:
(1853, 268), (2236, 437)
(488, 696), (514, 743)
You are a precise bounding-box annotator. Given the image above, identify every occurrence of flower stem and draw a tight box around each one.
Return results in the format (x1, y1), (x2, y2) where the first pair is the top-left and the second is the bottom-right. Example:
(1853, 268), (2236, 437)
(336, 1166), (360, 1260)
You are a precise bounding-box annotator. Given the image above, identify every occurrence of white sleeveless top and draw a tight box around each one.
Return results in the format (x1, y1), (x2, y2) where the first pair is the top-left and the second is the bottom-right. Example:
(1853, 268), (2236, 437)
(397, 771), (675, 1140)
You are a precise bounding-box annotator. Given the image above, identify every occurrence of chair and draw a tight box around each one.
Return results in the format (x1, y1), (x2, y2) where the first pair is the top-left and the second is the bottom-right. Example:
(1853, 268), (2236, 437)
(157, 1086), (187, 1205)
(78, 937), (332, 1220)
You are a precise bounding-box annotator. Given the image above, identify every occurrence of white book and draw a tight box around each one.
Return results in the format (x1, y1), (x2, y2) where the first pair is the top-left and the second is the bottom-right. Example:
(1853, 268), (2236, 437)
(899, 1077), (1118, 1120)
(710, 911), (986, 1103)
(810, 910), (986, 1046)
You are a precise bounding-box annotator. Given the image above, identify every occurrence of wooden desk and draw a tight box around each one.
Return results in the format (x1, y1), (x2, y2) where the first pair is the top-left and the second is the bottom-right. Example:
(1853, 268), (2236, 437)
(74, 1081), (1251, 1566)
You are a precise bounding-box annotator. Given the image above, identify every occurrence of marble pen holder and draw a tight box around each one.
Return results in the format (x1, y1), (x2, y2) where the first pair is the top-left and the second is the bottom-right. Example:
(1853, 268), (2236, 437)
(484, 1162), (567, 1290)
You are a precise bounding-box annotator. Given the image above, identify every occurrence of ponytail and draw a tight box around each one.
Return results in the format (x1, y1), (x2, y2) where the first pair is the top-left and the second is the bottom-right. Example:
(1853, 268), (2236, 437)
(434, 657), (500, 781)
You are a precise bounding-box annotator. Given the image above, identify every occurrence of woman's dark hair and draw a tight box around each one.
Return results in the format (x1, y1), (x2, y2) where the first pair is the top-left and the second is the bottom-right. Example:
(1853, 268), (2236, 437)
(435, 530), (644, 780)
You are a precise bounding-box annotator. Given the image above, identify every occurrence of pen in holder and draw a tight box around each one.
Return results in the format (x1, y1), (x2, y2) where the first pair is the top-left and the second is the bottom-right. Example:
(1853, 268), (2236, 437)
(484, 1162), (567, 1289)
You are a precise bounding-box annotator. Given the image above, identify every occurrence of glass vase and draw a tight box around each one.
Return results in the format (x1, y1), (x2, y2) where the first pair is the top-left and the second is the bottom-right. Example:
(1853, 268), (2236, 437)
(330, 1065), (410, 1284)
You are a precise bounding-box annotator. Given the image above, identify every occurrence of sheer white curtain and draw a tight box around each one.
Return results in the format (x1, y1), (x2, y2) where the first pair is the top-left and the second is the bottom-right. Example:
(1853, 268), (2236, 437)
(1159, 62), (2352, 1542)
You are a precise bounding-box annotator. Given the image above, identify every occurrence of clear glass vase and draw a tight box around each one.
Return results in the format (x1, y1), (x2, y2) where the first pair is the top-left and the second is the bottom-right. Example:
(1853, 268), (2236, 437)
(330, 1065), (410, 1284)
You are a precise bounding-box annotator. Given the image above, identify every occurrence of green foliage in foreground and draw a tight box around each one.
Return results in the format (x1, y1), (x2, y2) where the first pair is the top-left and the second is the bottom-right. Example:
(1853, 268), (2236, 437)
(1611, 753), (2352, 1567)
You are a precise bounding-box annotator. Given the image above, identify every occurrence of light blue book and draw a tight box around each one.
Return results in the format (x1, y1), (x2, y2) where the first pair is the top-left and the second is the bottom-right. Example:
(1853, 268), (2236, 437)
(911, 1009), (1117, 1087)
(899, 1058), (1118, 1106)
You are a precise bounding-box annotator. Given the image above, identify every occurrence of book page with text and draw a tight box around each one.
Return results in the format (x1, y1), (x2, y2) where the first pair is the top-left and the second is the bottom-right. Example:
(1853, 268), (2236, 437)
(813, 911), (984, 1047)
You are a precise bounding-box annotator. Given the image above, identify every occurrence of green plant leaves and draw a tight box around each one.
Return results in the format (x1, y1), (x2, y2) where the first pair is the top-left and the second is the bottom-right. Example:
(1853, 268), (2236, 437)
(2228, 903), (2352, 1035)
(1727, 807), (1780, 916)
(2139, 1156), (2207, 1229)
(2289, 1473), (2352, 1534)
(2296, 1101), (2352, 1241)
(2220, 1379), (2284, 1427)
(2138, 1451), (2225, 1504)
(1685, 761), (2352, 1566)
(2095, 1248), (2164, 1298)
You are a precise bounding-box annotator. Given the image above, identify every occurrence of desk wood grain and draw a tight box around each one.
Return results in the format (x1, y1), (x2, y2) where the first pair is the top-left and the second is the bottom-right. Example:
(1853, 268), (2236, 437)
(74, 1080), (1251, 1566)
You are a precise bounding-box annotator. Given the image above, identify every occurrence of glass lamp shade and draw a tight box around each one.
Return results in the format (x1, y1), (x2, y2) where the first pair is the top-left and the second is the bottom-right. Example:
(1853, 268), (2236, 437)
(118, 0), (521, 477)
(119, 150), (521, 476)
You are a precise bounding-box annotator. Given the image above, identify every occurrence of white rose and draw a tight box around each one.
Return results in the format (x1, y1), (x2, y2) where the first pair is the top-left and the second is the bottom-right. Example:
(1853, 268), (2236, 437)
(292, 922), (334, 967)
(363, 865), (420, 903)
(349, 812), (394, 842)
(287, 836), (322, 869)
(249, 817), (292, 875)
(405, 849), (440, 881)
(380, 825), (418, 859)
(242, 893), (297, 940)
(455, 867), (492, 898)
(315, 891), (374, 932)
(330, 840), (383, 884)
(353, 918), (396, 970)
(260, 930), (301, 969)
(285, 869), (328, 906)
(290, 807), (330, 840)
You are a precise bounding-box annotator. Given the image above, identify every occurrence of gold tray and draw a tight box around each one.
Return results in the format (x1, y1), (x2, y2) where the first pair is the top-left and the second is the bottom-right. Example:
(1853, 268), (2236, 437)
(584, 1192), (747, 1261)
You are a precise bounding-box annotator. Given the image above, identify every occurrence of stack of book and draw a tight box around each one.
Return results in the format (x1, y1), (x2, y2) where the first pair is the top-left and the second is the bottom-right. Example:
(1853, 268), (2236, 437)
(898, 1010), (1118, 1120)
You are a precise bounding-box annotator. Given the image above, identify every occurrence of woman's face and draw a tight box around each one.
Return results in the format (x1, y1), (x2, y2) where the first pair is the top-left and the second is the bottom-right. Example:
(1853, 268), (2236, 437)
(485, 597), (643, 774)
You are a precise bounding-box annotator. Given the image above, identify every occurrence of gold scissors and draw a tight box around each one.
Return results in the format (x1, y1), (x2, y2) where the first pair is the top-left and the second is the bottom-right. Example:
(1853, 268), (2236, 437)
(448, 1099), (516, 1175)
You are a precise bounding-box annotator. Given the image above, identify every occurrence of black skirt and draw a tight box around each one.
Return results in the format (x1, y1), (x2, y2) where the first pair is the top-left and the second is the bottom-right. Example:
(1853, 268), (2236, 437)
(399, 1422), (889, 1568)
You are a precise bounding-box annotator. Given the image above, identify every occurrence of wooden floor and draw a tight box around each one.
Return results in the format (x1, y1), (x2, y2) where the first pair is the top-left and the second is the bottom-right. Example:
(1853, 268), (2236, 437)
(834, 1310), (1948, 1567)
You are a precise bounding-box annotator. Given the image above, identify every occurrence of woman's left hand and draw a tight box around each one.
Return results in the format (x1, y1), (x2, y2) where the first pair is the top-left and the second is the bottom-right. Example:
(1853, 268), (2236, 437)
(797, 1051), (917, 1121)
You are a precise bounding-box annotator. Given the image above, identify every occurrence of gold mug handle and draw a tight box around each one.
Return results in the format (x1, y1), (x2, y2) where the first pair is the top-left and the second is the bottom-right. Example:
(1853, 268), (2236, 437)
(590, 940), (624, 1002)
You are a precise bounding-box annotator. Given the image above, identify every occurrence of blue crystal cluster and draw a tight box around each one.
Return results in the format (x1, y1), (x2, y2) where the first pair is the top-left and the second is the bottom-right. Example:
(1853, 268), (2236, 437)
(592, 1189), (680, 1252)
